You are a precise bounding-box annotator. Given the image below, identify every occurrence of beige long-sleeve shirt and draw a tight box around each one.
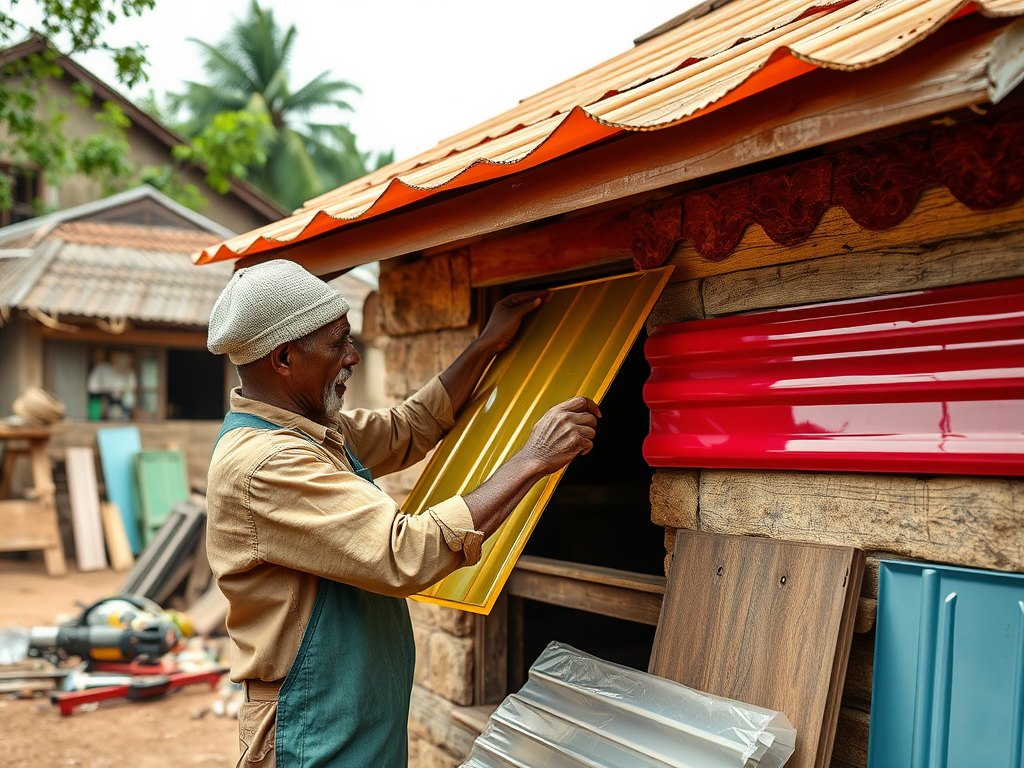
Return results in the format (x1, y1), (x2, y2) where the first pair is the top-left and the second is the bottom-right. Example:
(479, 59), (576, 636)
(206, 377), (483, 684)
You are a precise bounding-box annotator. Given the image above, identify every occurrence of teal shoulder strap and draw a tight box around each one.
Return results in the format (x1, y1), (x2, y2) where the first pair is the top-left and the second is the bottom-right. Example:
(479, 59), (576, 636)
(341, 444), (376, 486)
(216, 411), (375, 485)
(215, 411), (308, 447)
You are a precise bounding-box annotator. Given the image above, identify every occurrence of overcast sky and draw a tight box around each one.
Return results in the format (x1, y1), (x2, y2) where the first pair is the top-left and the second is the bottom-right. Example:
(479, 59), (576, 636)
(21, 1), (697, 160)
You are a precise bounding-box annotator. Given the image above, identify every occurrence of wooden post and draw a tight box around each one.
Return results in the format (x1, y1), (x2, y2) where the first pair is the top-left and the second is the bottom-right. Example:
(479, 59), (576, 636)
(473, 592), (508, 705)
(507, 595), (525, 693)
(29, 433), (65, 576)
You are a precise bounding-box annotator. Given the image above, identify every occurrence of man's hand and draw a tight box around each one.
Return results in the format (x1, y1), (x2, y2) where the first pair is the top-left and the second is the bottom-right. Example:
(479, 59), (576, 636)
(520, 396), (602, 474)
(476, 291), (547, 355)
(464, 396), (602, 537)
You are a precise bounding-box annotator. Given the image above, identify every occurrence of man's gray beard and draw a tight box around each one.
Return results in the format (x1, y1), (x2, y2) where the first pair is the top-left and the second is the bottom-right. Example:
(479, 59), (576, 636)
(323, 368), (352, 422)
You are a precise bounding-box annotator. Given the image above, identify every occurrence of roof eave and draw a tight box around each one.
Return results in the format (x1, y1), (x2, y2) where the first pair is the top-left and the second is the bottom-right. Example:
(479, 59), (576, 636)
(234, 21), (1009, 277)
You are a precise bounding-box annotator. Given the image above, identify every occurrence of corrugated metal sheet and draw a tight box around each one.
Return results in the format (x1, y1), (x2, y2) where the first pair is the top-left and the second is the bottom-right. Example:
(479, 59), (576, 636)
(643, 277), (1024, 476)
(195, 0), (1024, 265)
(16, 242), (234, 327)
(462, 642), (796, 768)
(409, 268), (671, 614)
(868, 561), (1024, 768)
(0, 221), (376, 329)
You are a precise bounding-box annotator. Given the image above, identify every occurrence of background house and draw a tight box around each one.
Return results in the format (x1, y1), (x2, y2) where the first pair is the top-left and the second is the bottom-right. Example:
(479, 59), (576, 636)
(0, 186), (381, 491)
(194, 1), (1024, 766)
(0, 33), (284, 234)
(0, 40), (383, 496)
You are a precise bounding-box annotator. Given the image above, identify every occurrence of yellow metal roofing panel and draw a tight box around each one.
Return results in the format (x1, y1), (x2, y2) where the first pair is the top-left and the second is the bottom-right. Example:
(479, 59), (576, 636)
(408, 268), (672, 613)
(196, 0), (1024, 264)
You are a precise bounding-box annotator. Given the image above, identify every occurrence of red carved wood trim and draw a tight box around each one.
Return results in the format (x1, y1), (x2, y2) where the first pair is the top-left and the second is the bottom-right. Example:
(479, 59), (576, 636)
(630, 198), (682, 270)
(668, 108), (1024, 264)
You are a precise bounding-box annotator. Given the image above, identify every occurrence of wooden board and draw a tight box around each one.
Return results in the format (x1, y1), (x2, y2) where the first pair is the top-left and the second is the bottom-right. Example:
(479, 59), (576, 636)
(64, 447), (107, 572)
(695, 470), (1024, 573)
(650, 530), (863, 768)
(100, 502), (134, 572)
(134, 450), (189, 546)
(506, 556), (666, 626)
(96, 427), (142, 553)
(669, 185), (1024, 286)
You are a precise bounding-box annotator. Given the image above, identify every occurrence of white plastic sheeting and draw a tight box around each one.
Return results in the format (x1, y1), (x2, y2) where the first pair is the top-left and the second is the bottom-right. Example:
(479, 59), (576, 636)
(461, 642), (796, 768)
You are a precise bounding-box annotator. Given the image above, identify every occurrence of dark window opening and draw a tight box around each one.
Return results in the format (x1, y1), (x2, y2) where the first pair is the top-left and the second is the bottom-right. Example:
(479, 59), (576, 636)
(0, 164), (41, 227)
(166, 349), (225, 420)
(518, 600), (657, 683)
(523, 329), (663, 575)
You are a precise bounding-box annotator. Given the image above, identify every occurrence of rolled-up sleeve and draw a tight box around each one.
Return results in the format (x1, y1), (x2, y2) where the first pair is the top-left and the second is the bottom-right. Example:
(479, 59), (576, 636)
(428, 496), (483, 568)
(246, 445), (480, 597)
(338, 377), (454, 478)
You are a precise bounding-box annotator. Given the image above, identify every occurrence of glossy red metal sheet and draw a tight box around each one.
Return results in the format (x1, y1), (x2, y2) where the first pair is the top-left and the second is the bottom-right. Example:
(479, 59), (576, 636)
(643, 278), (1024, 475)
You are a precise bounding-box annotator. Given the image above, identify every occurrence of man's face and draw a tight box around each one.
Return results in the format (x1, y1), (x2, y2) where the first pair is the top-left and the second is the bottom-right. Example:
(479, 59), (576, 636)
(291, 315), (359, 423)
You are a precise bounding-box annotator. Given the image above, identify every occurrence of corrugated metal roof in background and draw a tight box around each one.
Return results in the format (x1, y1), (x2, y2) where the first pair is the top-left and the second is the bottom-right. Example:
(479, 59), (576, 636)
(18, 239), (234, 327)
(195, 0), (1024, 265)
(0, 221), (377, 330)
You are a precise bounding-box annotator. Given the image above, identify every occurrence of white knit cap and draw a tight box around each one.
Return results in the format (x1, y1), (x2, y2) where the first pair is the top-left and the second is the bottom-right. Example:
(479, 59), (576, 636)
(207, 260), (351, 365)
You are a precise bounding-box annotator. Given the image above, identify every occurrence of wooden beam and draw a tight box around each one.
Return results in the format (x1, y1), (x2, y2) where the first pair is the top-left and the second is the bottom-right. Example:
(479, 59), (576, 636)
(468, 208), (631, 287)
(695, 192), (1024, 315)
(248, 21), (1008, 276)
(507, 556), (666, 626)
(695, 470), (1024, 572)
(35, 324), (208, 349)
(672, 185), (1024, 286)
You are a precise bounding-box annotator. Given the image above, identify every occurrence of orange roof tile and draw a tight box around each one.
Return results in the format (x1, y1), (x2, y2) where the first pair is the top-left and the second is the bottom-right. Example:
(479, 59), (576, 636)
(51, 222), (222, 252)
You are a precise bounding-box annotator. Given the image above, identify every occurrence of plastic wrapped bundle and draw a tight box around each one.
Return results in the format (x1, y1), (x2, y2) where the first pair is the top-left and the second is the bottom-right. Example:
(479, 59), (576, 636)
(461, 642), (796, 768)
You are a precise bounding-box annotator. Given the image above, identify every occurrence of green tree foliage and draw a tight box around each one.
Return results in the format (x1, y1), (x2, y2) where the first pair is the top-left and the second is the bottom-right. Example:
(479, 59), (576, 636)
(172, 110), (273, 195)
(0, 1), (155, 211)
(171, 0), (391, 210)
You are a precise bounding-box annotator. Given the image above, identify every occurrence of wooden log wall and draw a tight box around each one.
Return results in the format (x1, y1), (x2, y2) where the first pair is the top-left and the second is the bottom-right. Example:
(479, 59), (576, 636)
(647, 199), (1024, 768)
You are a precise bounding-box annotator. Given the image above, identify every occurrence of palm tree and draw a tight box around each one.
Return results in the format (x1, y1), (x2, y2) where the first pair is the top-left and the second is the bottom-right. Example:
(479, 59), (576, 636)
(170, 1), (384, 210)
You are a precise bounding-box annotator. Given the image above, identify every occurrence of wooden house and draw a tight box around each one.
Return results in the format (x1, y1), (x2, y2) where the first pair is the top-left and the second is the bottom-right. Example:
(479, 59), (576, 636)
(194, 2), (1024, 766)
(0, 33), (284, 233)
(0, 187), (381, 491)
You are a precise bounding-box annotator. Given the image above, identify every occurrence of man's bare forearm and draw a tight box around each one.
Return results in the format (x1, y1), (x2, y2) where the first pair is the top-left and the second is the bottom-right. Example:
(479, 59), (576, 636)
(438, 338), (497, 417)
(464, 452), (547, 538)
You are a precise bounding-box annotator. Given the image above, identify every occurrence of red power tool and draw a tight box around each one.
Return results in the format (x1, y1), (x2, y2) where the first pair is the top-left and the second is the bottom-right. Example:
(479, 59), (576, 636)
(50, 668), (227, 715)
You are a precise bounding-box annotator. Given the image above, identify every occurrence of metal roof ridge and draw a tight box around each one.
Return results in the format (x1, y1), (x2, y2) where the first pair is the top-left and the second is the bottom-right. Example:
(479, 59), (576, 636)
(0, 185), (236, 247)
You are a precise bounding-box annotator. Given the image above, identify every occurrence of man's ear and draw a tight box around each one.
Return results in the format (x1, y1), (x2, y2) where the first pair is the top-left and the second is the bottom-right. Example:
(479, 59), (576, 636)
(269, 342), (294, 378)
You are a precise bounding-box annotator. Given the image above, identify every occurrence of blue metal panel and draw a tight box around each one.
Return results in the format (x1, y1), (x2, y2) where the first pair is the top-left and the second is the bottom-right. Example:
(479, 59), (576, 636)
(96, 427), (142, 554)
(868, 561), (1024, 768)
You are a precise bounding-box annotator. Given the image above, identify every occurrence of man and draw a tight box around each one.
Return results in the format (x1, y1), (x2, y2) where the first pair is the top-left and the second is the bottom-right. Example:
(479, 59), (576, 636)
(205, 259), (600, 767)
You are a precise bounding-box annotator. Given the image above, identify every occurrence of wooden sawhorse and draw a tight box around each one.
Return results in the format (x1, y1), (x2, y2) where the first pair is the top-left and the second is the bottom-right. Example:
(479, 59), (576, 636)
(0, 423), (67, 576)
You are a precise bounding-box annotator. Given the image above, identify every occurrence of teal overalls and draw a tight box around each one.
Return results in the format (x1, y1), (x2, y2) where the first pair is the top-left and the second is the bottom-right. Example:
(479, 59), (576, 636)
(218, 412), (416, 768)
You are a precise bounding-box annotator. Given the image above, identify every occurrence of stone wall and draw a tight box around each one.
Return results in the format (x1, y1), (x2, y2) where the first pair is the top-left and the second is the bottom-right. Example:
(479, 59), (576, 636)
(645, 213), (1024, 768)
(377, 252), (483, 767)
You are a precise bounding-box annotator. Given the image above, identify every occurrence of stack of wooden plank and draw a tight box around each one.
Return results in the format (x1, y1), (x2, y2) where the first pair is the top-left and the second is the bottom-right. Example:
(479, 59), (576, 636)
(120, 500), (208, 606)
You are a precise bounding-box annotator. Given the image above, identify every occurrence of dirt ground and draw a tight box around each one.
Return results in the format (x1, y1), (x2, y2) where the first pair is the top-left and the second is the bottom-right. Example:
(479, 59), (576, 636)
(0, 558), (239, 768)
